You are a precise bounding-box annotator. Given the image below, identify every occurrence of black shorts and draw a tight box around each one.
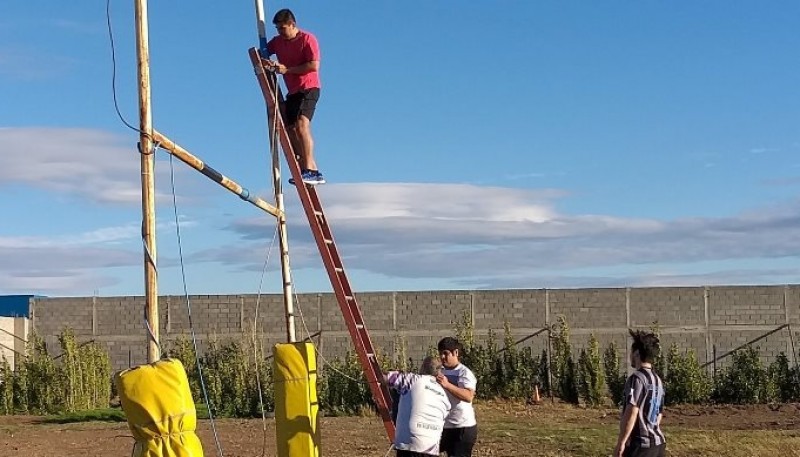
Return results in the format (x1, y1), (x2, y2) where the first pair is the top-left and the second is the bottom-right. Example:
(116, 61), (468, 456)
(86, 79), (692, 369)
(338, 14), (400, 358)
(624, 443), (666, 457)
(440, 426), (478, 457)
(284, 88), (320, 126)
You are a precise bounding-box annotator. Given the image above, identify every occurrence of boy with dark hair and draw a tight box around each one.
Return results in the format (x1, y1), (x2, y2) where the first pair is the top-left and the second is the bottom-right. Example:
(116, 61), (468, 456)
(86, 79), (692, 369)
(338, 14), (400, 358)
(436, 337), (478, 457)
(613, 330), (667, 457)
(264, 8), (324, 185)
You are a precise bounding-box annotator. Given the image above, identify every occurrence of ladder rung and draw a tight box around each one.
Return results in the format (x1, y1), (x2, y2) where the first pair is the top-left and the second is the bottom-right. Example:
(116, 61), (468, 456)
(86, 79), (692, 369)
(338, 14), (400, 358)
(345, 295), (354, 300)
(355, 324), (364, 329)
(313, 210), (323, 217)
(324, 238), (333, 244)
(335, 267), (343, 273)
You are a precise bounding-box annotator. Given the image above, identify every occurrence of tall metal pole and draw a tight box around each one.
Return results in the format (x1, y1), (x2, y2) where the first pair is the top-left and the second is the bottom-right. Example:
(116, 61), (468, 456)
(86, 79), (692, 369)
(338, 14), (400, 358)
(254, 0), (269, 52)
(135, 0), (159, 362)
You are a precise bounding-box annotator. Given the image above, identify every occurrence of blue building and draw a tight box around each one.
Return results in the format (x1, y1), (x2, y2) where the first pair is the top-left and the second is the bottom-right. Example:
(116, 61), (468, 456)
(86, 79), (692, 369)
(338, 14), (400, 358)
(0, 295), (36, 317)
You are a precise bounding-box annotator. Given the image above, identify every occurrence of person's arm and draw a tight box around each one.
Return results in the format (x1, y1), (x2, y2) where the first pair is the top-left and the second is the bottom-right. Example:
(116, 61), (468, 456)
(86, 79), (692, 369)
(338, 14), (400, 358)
(385, 371), (416, 393)
(286, 61), (319, 74)
(436, 373), (475, 402)
(614, 404), (639, 457)
(269, 60), (318, 75)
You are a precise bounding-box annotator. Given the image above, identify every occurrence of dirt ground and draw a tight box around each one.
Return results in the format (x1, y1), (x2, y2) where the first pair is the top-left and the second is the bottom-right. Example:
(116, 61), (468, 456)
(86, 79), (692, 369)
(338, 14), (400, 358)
(1, 402), (798, 457)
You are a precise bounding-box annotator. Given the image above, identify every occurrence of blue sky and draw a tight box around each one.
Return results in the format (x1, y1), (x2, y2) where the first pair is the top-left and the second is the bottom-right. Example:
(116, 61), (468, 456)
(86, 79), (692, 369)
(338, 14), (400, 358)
(1, 2), (799, 297)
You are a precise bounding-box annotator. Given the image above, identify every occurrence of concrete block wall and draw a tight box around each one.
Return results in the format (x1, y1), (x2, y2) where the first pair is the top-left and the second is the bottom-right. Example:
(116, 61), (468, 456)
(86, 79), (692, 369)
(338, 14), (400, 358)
(28, 285), (800, 373)
(0, 317), (28, 371)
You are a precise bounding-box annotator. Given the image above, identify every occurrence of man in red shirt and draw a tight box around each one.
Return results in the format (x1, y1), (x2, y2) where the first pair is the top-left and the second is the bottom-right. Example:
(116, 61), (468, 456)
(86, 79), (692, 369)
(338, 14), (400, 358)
(265, 9), (324, 185)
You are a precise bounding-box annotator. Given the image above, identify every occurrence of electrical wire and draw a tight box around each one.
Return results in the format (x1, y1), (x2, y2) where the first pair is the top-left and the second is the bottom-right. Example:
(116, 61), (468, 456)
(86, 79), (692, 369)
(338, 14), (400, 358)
(106, 0), (141, 134)
(168, 153), (225, 457)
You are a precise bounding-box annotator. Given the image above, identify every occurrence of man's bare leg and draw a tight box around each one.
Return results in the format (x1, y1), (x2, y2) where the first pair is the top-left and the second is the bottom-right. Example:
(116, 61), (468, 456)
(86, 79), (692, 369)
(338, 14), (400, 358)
(287, 127), (306, 170)
(294, 115), (317, 171)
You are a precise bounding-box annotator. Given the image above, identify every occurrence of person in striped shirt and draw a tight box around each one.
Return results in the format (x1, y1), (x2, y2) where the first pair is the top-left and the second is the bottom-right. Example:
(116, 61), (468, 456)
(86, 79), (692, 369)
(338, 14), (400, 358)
(613, 330), (667, 457)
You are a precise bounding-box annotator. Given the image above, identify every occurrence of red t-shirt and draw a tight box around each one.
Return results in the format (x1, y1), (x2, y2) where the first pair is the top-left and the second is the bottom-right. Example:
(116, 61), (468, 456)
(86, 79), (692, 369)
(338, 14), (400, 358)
(266, 30), (321, 95)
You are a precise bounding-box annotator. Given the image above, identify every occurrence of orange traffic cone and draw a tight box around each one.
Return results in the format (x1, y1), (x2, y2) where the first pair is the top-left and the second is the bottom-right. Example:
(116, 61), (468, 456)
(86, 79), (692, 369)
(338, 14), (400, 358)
(532, 385), (541, 404)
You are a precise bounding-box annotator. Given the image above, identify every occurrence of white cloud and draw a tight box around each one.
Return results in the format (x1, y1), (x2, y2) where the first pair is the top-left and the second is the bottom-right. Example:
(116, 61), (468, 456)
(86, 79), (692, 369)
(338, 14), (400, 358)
(195, 183), (800, 288)
(0, 244), (137, 294)
(0, 46), (76, 80)
(750, 147), (779, 154)
(0, 220), (197, 295)
(0, 127), (197, 205)
(51, 19), (104, 35)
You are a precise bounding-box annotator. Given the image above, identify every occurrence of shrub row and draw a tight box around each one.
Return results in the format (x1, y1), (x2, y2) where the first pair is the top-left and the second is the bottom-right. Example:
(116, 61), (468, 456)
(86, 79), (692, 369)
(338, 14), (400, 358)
(1, 318), (798, 416)
(0, 330), (111, 415)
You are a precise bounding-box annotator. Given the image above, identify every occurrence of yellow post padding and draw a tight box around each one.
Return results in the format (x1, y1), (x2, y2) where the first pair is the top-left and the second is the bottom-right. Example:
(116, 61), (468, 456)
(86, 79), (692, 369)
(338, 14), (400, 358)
(115, 358), (204, 457)
(273, 342), (320, 457)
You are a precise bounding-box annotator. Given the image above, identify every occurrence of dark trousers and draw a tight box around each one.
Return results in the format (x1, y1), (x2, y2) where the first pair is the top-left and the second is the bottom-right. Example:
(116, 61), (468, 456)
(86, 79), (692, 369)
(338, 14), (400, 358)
(624, 443), (666, 457)
(440, 425), (478, 457)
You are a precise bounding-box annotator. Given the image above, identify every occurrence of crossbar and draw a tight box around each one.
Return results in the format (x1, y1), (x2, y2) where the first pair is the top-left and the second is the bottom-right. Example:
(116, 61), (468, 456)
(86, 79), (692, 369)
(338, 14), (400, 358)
(152, 130), (282, 218)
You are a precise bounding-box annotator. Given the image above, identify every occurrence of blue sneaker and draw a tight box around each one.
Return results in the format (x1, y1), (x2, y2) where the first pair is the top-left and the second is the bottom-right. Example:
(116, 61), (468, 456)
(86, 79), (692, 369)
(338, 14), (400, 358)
(289, 170), (325, 185)
(288, 169), (308, 185)
(301, 170), (325, 185)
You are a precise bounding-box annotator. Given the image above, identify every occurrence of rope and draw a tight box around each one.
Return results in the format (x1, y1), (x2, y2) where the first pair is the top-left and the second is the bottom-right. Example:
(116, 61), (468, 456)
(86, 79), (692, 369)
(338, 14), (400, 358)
(168, 153), (225, 457)
(288, 265), (364, 384)
(252, 224), (280, 457)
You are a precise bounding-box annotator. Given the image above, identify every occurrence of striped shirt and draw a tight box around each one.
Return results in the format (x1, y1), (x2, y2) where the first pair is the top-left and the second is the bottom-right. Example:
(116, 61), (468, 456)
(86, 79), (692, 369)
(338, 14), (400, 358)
(622, 367), (666, 448)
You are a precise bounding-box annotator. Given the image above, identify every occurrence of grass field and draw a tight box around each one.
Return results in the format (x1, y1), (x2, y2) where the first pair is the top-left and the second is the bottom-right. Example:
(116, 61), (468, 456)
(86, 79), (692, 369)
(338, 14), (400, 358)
(474, 401), (800, 456)
(1, 401), (799, 456)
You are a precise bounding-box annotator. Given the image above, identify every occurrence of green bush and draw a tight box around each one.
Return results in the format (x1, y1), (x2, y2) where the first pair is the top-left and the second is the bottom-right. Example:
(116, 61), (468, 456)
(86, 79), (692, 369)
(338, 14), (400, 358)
(664, 344), (711, 405)
(537, 349), (550, 395)
(494, 322), (537, 399)
(198, 337), (271, 418)
(24, 334), (62, 413)
(551, 316), (579, 404)
(319, 350), (372, 416)
(0, 355), (12, 414)
(603, 341), (626, 407)
(577, 335), (606, 407)
(0, 330), (112, 415)
(167, 334), (200, 396)
(713, 345), (773, 404)
(58, 330), (112, 412)
(768, 353), (800, 403)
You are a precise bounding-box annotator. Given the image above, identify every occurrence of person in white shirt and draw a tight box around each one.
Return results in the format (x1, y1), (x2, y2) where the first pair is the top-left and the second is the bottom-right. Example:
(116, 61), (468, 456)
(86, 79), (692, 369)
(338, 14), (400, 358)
(383, 356), (452, 457)
(436, 337), (478, 457)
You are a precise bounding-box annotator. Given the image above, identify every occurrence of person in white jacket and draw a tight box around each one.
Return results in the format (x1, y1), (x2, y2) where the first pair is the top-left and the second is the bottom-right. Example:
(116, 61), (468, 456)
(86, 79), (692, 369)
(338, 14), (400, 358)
(383, 356), (452, 456)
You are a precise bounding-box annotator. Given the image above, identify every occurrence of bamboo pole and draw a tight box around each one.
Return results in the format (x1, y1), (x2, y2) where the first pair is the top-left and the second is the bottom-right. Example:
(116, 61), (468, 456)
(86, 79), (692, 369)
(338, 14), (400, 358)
(135, 0), (159, 364)
(255, 0), (296, 342)
(264, 71), (297, 343)
(152, 130), (282, 218)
